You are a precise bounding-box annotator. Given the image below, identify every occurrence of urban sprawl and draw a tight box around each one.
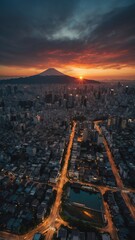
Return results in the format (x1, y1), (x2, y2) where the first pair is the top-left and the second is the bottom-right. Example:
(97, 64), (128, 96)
(0, 82), (135, 240)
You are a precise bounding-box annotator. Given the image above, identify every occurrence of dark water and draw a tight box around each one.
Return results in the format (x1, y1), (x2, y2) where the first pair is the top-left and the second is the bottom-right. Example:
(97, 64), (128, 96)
(69, 187), (103, 211)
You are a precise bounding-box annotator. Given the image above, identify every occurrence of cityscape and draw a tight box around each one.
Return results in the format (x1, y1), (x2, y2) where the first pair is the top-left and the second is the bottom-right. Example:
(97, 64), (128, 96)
(0, 78), (135, 240)
(0, 1), (135, 240)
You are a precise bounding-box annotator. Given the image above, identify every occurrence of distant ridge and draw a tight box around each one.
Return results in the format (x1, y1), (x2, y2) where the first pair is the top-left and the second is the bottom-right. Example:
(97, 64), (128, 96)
(0, 68), (100, 85)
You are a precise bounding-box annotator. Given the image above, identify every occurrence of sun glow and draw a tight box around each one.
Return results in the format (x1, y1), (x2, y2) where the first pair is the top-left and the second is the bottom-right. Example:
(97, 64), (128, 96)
(79, 76), (83, 80)
(1, 65), (135, 81)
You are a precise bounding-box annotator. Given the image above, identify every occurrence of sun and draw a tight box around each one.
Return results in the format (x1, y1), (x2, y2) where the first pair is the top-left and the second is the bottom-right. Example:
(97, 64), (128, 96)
(79, 76), (83, 80)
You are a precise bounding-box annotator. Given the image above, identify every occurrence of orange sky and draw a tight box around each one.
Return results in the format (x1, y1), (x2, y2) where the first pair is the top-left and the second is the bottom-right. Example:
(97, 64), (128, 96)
(0, 65), (135, 81)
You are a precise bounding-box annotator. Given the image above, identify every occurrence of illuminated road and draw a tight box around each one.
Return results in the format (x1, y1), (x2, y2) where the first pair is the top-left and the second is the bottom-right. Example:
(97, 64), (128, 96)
(0, 122), (76, 240)
(95, 122), (135, 220)
(43, 121), (76, 239)
(101, 201), (119, 240)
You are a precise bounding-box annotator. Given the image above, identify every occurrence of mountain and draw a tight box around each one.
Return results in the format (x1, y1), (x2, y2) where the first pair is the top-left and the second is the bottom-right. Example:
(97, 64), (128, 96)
(0, 68), (100, 85)
(39, 68), (65, 76)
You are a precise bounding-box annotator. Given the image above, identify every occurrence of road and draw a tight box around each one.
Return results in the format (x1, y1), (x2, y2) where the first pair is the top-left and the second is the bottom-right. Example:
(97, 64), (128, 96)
(102, 201), (119, 240)
(43, 121), (76, 240)
(95, 122), (135, 220)
(0, 122), (76, 240)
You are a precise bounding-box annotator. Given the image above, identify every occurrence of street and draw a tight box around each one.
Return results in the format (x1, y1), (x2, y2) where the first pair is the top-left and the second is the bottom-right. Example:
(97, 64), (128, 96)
(95, 122), (135, 220)
(0, 122), (76, 240)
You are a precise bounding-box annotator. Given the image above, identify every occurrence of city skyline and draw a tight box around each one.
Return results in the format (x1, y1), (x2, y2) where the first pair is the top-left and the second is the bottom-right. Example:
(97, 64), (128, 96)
(0, 0), (135, 80)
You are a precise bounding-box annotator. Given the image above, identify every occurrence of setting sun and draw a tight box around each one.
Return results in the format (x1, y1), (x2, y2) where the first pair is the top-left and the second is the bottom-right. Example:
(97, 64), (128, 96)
(79, 76), (83, 80)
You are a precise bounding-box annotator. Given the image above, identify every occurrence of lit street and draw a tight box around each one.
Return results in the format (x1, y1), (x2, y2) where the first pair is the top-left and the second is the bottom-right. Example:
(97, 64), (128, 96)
(0, 122), (76, 240)
(95, 122), (135, 220)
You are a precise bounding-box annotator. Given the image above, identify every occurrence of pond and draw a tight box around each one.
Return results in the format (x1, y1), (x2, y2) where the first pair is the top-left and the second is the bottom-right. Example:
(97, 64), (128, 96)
(69, 187), (103, 211)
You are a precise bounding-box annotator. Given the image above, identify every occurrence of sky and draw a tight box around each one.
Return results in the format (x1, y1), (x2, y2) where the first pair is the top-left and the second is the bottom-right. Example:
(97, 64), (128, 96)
(0, 0), (135, 80)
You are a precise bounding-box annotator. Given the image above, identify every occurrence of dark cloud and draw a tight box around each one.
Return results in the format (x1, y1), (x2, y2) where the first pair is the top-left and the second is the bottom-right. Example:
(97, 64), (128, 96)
(0, 0), (135, 70)
(83, 3), (135, 67)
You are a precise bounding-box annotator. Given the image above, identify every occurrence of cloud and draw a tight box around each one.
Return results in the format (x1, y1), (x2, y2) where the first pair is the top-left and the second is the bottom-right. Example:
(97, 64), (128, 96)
(0, 0), (135, 71)
(84, 3), (135, 67)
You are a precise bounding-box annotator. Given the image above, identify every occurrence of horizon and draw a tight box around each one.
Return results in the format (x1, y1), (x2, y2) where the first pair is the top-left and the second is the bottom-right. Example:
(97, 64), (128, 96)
(0, 68), (135, 82)
(0, 67), (135, 82)
(0, 0), (135, 80)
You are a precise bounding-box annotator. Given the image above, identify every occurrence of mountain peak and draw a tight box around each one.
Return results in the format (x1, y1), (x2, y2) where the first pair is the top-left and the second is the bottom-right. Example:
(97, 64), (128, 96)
(39, 68), (65, 76)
